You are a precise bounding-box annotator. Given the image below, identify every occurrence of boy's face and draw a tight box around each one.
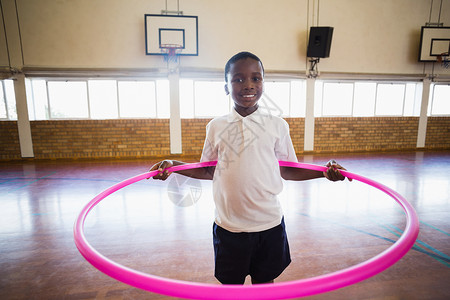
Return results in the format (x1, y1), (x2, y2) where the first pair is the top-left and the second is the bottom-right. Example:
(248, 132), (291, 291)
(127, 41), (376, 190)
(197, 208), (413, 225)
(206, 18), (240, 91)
(225, 58), (264, 109)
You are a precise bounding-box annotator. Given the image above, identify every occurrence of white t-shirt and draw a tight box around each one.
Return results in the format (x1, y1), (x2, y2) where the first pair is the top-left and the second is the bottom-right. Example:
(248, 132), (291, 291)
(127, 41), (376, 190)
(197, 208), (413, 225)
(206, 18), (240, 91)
(200, 107), (298, 232)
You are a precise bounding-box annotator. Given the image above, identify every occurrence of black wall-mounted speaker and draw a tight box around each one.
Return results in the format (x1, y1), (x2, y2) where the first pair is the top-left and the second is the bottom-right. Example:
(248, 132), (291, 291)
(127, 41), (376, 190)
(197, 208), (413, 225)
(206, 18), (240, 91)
(307, 27), (334, 58)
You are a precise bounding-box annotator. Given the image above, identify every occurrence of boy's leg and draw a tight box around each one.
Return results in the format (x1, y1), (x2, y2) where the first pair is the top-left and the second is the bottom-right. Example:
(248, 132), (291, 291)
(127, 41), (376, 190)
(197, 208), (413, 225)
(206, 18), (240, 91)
(213, 223), (251, 284)
(249, 217), (291, 283)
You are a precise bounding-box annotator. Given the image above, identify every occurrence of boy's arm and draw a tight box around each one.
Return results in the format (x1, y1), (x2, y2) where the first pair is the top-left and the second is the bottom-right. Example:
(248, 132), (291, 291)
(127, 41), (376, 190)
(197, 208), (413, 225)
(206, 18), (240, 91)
(280, 160), (351, 182)
(150, 160), (215, 180)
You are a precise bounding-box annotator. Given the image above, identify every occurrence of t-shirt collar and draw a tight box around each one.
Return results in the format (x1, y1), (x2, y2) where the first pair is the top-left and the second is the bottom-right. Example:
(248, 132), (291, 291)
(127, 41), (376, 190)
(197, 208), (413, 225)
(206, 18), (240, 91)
(227, 106), (271, 126)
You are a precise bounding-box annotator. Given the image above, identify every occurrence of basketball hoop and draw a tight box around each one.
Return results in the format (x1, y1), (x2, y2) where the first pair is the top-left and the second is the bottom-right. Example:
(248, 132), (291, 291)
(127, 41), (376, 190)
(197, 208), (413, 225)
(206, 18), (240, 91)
(160, 44), (183, 72)
(437, 52), (449, 69)
(160, 44), (183, 63)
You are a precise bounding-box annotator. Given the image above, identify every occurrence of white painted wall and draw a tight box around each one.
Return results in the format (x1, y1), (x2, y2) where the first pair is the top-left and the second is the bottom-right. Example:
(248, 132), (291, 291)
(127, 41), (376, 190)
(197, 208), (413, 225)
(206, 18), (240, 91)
(318, 0), (440, 74)
(0, 0), (448, 76)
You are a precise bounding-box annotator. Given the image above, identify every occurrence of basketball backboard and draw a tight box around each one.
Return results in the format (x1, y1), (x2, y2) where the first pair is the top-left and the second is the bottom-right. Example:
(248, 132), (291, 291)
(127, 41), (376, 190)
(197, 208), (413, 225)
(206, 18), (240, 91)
(419, 26), (450, 62)
(145, 14), (198, 56)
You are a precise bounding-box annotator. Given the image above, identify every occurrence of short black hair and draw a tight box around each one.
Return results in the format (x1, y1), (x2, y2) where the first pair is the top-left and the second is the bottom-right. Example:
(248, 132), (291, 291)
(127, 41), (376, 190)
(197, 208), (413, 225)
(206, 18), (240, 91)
(224, 51), (265, 82)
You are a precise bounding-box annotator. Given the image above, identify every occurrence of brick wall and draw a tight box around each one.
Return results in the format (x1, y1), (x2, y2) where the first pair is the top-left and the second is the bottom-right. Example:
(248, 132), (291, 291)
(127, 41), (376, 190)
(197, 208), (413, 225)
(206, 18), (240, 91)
(30, 119), (171, 159)
(181, 118), (210, 157)
(0, 116), (449, 160)
(285, 118), (305, 153)
(180, 118), (306, 157)
(426, 117), (450, 149)
(0, 121), (21, 160)
(313, 117), (419, 153)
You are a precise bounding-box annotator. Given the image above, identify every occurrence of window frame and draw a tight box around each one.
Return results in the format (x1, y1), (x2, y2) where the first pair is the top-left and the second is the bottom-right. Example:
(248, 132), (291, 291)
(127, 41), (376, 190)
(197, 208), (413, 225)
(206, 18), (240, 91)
(0, 80), (17, 120)
(0, 80), (9, 120)
(429, 83), (450, 116)
(27, 78), (168, 120)
(316, 79), (422, 117)
(320, 81), (355, 117)
(46, 80), (90, 119)
(263, 79), (295, 117)
(116, 80), (158, 119)
(7, 76), (447, 121)
(374, 83), (407, 116)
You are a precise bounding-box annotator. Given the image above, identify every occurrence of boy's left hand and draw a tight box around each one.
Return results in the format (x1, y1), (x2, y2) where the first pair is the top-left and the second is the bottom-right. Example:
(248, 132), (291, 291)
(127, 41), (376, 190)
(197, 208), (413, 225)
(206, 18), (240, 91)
(323, 160), (352, 182)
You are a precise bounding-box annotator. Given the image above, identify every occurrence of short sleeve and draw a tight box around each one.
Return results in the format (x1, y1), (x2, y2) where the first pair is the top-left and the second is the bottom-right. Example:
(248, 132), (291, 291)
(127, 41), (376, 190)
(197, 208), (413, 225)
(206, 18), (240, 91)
(200, 138), (217, 162)
(200, 122), (218, 162)
(275, 120), (298, 162)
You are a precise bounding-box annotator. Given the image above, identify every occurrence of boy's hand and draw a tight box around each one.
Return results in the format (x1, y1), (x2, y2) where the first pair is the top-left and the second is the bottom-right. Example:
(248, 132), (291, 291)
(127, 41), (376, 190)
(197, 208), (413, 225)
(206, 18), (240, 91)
(323, 160), (352, 182)
(149, 160), (174, 180)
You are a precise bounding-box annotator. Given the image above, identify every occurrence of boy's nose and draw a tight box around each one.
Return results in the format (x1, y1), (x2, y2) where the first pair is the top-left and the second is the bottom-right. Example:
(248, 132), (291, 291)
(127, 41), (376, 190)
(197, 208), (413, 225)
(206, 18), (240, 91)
(244, 80), (255, 89)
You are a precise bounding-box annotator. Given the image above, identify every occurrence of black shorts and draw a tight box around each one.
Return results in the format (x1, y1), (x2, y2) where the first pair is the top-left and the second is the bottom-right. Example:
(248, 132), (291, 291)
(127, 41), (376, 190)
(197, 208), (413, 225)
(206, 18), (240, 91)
(212, 218), (291, 284)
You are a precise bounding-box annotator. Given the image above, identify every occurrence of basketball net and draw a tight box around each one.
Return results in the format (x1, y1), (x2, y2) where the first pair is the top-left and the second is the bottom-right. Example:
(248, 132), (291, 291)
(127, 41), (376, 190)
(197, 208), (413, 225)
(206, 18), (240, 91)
(161, 44), (182, 72)
(437, 52), (449, 69)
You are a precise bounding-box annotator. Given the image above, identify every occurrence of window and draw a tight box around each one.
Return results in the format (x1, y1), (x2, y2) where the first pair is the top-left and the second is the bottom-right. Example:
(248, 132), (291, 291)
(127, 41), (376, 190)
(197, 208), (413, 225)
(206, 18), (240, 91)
(290, 80), (306, 117)
(375, 84), (405, 116)
(156, 80), (170, 118)
(27, 79), (48, 120)
(118, 81), (156, 118)
(180, 80), (231, 118)
(27, 79), (169, 120)
(264, 81), (291, 116)
(16, 77), (447, 121)
(193, 81), (230, 118)
(88, 80), (118, 119)
(315, 80), (422, 117)
(322, 82), (353, 116)
(353, 82), (376, 116)
(404, 83), (422, 116)
(180, 79), (305, 118)
(429, 84), (450, 115)
(48, 81), (89, 118)
(264, 80), (306, 117)
(179, 79), (195, 118)
(0, 80), (17, 120)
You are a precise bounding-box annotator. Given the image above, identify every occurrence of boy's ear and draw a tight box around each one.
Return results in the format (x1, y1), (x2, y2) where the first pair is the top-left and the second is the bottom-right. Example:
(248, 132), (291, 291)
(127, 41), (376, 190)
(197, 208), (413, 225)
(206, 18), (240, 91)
(224, 83), (230, 95)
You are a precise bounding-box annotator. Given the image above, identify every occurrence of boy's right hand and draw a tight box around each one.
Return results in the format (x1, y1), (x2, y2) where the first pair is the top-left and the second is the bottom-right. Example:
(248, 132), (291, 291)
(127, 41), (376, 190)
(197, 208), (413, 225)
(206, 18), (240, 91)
(149, 160), (174, 180)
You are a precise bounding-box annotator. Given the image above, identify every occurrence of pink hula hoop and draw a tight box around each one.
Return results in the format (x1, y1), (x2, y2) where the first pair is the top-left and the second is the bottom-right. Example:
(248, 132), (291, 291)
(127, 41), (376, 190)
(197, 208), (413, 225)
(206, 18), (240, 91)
(74, 161), (419, 300)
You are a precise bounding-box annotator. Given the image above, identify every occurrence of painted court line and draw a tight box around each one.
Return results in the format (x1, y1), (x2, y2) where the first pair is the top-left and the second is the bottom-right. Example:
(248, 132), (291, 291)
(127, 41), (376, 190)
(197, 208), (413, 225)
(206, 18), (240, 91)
(3, 171), (58, 193)
(420, 221), (450, 237)
(372, 221), (450, 268)
(297, 212), (450, 268)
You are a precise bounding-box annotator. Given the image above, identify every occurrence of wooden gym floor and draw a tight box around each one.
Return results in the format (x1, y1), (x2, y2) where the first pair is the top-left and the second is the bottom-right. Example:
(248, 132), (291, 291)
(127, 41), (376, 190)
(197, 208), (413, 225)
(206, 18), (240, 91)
(1, 151), (449, 300)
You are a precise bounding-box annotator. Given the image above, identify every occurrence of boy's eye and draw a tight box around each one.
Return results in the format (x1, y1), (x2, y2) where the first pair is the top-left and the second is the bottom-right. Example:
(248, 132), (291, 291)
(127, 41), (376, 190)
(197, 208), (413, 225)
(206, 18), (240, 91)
(232, 78), (243, 83)
(253, 77), (261, 82)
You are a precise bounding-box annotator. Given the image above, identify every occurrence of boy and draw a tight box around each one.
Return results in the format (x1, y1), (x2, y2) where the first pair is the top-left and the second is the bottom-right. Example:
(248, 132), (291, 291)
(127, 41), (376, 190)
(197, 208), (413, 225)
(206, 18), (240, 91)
(150, 51), (349, 285)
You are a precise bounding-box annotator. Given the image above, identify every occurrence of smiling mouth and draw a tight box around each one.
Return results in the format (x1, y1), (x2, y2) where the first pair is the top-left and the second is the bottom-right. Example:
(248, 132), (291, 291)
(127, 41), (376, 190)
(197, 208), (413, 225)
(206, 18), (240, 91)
(242, 94), (256, 98)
